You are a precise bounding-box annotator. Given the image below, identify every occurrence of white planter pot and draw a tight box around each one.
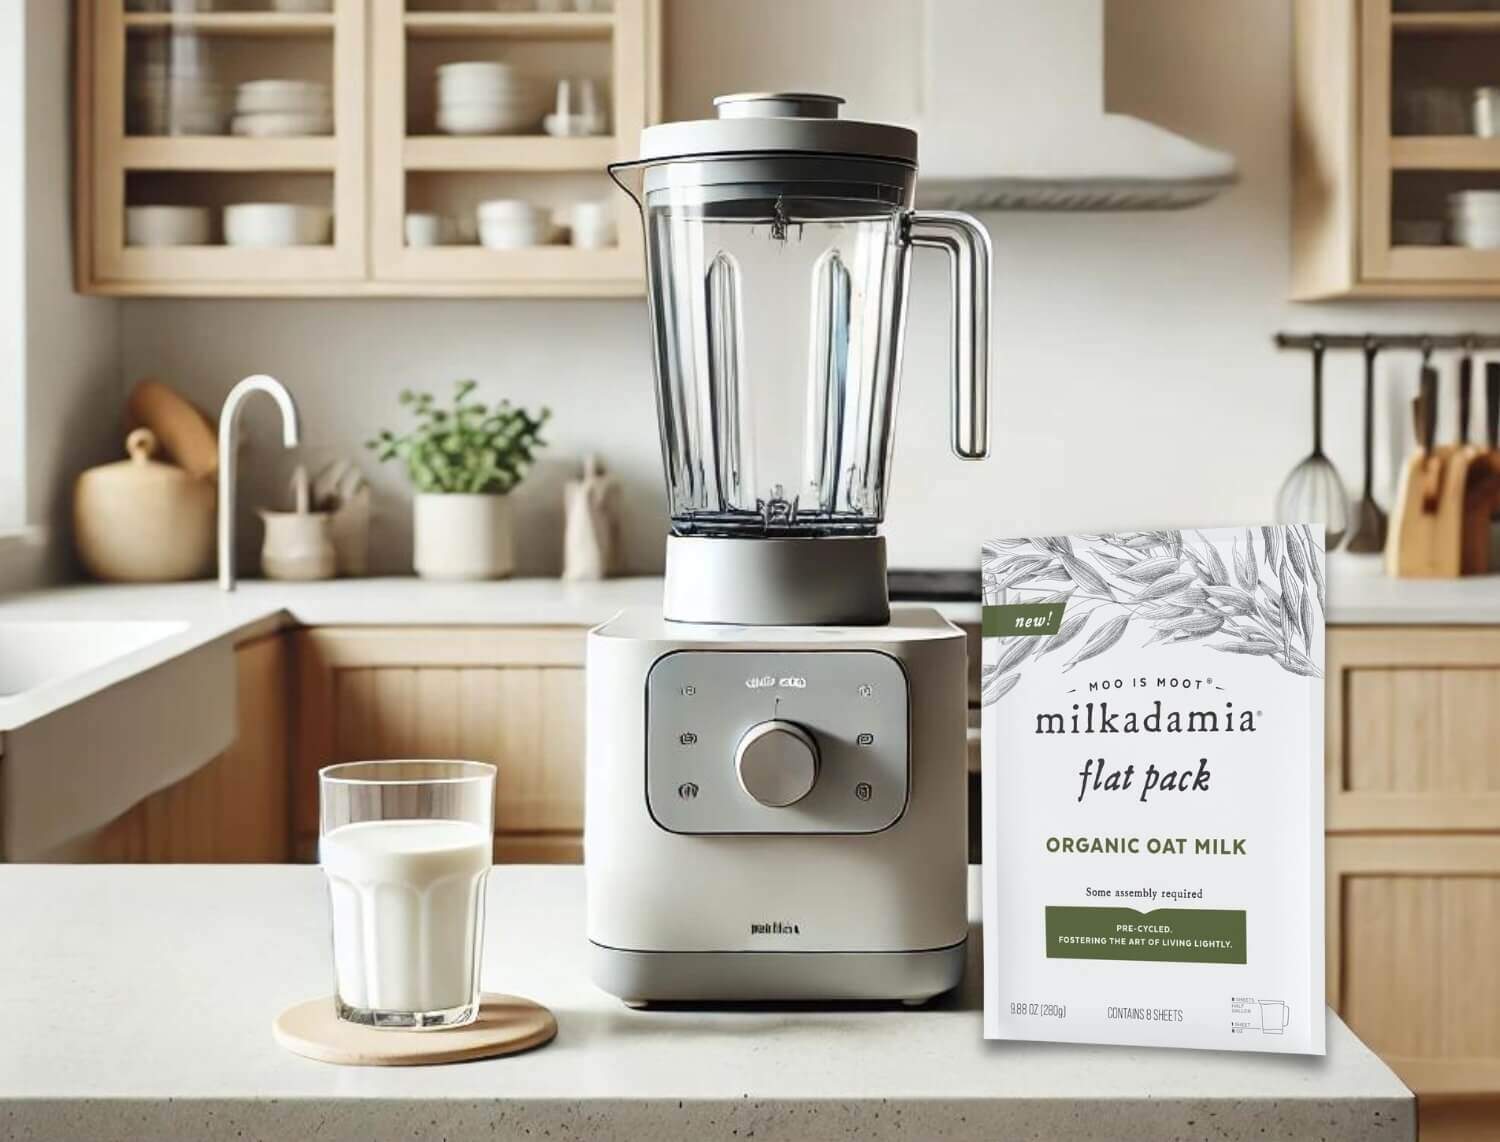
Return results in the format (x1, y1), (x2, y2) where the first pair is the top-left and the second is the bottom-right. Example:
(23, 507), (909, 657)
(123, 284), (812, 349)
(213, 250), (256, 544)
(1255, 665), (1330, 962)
(412, 493), (515, 580)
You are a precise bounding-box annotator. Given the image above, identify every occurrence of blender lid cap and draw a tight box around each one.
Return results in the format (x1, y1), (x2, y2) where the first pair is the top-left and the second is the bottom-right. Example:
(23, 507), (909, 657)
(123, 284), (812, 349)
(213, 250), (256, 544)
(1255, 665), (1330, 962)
(636, 91), (917, 167)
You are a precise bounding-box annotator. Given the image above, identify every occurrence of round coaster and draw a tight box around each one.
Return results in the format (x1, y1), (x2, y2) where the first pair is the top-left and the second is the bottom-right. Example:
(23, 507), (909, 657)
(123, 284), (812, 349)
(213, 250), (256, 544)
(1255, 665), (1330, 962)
(273, 994), (557, 1066)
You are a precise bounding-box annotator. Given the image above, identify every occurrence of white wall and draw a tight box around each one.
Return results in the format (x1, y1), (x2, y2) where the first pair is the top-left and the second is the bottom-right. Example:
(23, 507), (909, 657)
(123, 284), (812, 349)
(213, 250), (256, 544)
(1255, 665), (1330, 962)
(120, 0), (1500, 575)
(1, 0), (120, 591)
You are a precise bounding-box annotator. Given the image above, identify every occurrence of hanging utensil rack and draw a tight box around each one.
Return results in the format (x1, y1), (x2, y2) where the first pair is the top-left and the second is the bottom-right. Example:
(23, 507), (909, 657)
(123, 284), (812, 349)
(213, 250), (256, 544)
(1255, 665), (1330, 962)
(1275, 333), (1500, 352)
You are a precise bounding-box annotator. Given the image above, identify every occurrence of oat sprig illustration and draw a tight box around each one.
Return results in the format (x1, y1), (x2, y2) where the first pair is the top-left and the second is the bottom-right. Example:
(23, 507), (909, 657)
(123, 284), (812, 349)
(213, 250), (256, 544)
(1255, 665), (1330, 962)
(980, 527), (1323, 705)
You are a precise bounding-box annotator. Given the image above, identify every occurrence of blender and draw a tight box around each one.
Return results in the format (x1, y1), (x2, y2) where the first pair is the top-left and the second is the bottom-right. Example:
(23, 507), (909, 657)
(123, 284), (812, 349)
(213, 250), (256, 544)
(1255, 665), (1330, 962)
(586, 92), (992, 1003)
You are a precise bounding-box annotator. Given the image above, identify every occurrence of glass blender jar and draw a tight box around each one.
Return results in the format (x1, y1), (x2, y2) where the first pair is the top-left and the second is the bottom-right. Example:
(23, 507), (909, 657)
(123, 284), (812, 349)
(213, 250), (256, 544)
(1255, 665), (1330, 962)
(611, 92), (991, 625)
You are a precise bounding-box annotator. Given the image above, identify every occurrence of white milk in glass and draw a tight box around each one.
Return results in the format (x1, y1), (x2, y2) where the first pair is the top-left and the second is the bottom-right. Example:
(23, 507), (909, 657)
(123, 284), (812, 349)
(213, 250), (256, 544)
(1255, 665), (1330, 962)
(321, 818), (491, 1014)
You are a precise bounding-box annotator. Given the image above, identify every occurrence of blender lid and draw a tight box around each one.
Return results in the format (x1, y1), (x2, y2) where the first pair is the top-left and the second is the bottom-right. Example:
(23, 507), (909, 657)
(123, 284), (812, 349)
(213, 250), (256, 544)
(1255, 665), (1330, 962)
(636, 91), (918, 167)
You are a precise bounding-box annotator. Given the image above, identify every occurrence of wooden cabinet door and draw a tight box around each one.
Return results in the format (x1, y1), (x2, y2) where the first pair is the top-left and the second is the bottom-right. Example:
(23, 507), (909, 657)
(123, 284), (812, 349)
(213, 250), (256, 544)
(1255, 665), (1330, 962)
(1330, 835), (1500, 1099)
(293, 627), (586, 863)
(1328, 627), (1500, 832)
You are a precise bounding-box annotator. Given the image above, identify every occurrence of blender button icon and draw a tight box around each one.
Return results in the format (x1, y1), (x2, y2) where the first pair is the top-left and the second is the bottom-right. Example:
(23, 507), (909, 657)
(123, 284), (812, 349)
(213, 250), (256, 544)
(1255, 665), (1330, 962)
(854, 782), (873, 801)
(856, 732), (875, 746)
(682, 685), (696, 697)
(857, 684), (874, 698)
(679, 731), (698, 746)
(678, 782), (700, 800)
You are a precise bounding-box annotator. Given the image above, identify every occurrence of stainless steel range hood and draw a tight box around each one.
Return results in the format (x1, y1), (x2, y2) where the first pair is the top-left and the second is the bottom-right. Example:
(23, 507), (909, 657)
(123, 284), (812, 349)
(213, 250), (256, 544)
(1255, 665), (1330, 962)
(916, 0), (1238, 211)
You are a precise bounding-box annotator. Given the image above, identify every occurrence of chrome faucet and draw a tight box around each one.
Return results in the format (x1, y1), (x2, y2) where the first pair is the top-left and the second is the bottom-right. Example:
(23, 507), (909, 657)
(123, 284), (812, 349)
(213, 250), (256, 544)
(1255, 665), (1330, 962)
(218, 374), (301, 592)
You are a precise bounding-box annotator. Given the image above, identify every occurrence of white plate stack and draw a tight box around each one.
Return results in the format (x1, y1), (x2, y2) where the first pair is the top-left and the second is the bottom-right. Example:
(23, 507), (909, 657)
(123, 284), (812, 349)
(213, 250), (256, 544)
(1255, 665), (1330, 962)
(436, 63), (544, 135)
(232, 80), (332, 137)
(1448, 190), (1500, 248)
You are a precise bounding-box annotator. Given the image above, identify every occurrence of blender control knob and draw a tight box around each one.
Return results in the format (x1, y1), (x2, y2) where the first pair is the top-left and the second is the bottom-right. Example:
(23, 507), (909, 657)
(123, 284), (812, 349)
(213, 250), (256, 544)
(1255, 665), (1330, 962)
(735, 720), (819, 807)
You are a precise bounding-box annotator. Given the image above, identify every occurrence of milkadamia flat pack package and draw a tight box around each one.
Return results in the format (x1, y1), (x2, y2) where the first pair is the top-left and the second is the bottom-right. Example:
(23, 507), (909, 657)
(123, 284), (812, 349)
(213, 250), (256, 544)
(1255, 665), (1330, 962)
(980, 527), (1325, 1054)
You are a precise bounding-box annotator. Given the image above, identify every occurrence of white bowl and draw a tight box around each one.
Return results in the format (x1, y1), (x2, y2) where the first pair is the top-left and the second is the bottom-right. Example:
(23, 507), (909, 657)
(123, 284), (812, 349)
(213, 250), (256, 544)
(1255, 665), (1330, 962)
(125, 205), (212, 247)
(235, 79), (330, 114)
(271, 0), (331, 10)
(231, 111), (333, 137)
(477, 198), (538, 221)
(436, 103), (539, 135)
(223, 203), (332, 247)
(479, 222), (550, 249)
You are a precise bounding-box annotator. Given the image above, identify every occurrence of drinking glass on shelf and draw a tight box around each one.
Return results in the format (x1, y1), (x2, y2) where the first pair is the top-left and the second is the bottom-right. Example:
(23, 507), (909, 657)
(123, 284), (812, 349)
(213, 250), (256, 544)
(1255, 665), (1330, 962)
(319, 760), (496, 1030)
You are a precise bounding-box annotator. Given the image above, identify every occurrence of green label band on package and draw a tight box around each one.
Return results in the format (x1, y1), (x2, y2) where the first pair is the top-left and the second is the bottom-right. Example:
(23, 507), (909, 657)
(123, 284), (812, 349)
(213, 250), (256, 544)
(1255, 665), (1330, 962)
(1045, 906), (1247, 964)
(982, 602), (1066, 638)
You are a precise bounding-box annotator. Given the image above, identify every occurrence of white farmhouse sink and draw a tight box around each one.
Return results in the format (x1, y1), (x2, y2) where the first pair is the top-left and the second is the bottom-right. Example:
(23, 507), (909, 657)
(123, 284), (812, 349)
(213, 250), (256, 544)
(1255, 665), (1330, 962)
(0, 620), (189, 699)
(0, 618), (234, 860)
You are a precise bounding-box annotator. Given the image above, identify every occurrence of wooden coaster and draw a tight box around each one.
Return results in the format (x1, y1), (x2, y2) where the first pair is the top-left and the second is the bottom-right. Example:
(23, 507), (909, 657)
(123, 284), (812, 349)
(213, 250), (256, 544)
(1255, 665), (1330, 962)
(273, 994), (557, 1066)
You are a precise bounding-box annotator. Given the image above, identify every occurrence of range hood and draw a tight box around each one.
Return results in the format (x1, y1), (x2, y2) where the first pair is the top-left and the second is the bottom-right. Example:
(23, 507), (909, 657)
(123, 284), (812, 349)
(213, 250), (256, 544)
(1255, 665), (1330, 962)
(916, 0), (1238, 211)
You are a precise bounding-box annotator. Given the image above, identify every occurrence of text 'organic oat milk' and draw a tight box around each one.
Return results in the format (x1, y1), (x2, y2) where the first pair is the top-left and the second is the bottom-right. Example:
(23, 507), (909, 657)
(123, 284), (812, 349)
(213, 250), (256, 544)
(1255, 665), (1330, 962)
(980, 527), (1325, 1054)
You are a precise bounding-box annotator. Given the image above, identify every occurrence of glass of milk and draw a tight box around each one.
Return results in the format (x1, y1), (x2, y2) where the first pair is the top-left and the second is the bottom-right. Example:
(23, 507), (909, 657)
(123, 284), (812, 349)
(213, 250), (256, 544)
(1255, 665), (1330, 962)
(319, 760), (496, 1029)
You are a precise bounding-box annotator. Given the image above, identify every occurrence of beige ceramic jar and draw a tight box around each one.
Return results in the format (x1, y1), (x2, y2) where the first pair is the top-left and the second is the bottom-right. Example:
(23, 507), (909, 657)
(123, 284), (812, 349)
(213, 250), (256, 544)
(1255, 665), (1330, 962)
(73, 428), (216, 581)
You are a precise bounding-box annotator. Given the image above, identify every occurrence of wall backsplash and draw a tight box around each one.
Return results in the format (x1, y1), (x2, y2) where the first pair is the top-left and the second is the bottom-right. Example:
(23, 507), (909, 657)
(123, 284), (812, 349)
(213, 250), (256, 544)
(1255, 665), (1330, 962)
(120, 0), (1500, 576)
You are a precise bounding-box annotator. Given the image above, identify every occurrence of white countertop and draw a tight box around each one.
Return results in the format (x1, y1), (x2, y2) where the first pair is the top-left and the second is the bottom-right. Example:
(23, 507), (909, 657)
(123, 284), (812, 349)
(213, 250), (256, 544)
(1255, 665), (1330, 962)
(0, 864), (1411, 1142)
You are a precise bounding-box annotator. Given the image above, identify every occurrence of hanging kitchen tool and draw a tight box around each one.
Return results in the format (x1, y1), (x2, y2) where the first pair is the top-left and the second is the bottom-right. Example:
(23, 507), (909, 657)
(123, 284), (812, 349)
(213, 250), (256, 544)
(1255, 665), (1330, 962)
(1276, 337), (1350, 548)
(1346, 338), (1388, 553)
(1388, 354), (1463, 577)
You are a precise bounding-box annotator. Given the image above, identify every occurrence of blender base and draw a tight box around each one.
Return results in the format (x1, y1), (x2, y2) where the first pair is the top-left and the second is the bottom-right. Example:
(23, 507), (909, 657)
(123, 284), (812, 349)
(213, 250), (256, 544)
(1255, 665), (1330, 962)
(588, 940), (966, 1005)
(663, 534), (889, 626)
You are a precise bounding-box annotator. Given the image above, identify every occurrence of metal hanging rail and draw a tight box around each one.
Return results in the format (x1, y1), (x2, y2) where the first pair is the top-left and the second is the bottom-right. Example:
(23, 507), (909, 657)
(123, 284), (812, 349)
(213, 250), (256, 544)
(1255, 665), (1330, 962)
(1275, 332), (1500, 352)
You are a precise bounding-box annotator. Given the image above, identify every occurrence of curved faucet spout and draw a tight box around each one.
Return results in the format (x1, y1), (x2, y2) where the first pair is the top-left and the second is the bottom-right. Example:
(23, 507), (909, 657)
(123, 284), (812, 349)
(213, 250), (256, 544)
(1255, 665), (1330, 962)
(218, 374), (302, 591)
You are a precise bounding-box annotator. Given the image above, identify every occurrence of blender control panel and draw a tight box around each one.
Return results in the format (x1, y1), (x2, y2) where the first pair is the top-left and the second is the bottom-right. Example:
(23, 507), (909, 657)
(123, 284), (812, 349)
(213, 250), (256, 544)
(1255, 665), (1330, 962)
(644, 650), (910, 834)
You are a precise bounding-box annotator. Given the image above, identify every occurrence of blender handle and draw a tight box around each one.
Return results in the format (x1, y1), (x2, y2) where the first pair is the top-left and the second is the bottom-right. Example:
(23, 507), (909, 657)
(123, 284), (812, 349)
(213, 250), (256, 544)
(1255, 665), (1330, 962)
(907, 210), (991, 460)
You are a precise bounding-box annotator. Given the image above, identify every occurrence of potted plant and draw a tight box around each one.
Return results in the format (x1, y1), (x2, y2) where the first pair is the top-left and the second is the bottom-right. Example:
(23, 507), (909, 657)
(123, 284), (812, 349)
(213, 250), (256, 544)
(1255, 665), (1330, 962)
(368, 380), (550, 580)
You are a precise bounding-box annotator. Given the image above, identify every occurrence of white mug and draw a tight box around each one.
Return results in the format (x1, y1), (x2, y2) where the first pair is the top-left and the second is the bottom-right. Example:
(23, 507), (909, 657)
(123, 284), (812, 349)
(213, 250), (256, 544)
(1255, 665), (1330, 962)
(404, 212), (449, 248)
(570, 201), (615, 250)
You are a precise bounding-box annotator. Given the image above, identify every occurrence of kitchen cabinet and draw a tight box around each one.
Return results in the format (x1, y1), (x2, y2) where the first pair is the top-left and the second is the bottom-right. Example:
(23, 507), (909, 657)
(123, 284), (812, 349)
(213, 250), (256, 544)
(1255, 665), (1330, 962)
(75, 0), (659, 297)
(292, 627), (586, 863)
(1293, 0), (1500, 298)
(66, 633), (291, 862)
(1327, 626), (1500, 1134)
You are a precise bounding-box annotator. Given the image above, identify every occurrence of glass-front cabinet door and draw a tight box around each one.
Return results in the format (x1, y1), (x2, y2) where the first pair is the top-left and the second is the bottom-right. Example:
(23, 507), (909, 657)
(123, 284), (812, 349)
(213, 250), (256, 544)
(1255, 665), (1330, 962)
(83, 0), (367, 293)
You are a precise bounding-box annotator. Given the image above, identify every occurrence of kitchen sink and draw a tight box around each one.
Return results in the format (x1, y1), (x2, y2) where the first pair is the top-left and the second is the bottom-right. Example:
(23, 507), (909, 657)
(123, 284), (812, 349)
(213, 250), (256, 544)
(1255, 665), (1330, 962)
(0, 620), (189, 699)
(0, 618), (233, 860)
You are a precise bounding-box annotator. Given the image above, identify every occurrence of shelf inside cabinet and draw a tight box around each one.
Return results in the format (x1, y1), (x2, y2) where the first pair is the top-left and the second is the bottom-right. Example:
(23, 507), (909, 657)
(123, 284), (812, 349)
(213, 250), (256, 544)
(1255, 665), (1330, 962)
(403, 135), (616, 172)
(121, 137), (338, 172)
(1390, 137), (1500, 170)
(403, 12), (614, 41)
(122, 12), (336, 37)
(1392, 11), (1500, 35)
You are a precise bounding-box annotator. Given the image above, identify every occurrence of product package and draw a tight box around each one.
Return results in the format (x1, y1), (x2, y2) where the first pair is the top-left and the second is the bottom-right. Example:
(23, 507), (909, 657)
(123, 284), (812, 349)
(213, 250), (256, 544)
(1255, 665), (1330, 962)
(980, 526), (1325, 1054)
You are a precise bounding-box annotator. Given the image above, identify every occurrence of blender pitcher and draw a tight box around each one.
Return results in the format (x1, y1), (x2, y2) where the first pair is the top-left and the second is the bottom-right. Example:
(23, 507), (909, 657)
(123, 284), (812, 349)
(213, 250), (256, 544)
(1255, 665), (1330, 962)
(611, 92), (991, 625)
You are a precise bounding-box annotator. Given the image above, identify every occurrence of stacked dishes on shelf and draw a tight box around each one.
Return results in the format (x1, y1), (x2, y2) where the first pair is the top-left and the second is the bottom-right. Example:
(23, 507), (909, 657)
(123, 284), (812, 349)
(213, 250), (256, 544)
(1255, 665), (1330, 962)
(436, 62), (545, 135)
(476, 199), (554, 249)
(1448, 191), (1500, 249)
(232, 80), (332, 137)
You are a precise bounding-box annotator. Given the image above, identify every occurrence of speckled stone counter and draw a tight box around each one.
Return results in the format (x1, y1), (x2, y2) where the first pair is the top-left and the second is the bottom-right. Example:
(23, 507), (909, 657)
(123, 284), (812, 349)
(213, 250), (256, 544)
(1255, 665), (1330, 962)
(0, 866), (1411, 1142)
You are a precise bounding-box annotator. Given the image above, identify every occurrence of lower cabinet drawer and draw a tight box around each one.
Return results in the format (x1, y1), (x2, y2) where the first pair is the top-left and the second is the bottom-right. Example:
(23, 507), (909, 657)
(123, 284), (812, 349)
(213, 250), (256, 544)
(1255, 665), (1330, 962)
(1328, 628), (1500, 831)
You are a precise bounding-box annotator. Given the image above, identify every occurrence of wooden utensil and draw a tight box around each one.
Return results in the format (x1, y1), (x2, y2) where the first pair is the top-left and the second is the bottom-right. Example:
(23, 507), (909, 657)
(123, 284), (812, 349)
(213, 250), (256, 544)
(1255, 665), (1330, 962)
(1387, 364), (1463, 577)
(126, 378), (218, 480)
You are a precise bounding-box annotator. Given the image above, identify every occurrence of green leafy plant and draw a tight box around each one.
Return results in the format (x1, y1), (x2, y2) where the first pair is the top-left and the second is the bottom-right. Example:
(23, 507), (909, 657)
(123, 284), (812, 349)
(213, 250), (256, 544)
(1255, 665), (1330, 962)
(367, 380), (550, 495)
